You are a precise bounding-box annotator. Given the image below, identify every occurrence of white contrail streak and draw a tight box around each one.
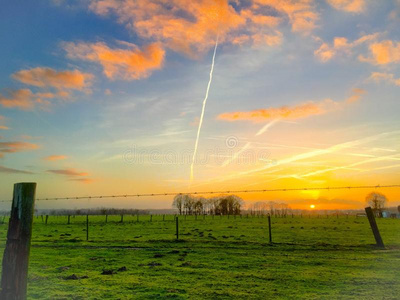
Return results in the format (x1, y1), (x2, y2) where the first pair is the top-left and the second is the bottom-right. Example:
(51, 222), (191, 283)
(190, 36), (219, 183)
(256, 119), (280, 136)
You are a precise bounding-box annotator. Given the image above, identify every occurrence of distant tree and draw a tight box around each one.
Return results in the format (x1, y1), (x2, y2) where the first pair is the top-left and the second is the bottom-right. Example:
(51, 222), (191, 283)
(366, 192), (387, 217)
(172, 194), (184, 215)
(193, 199), (203, 215)
(216, 195), (243, 215)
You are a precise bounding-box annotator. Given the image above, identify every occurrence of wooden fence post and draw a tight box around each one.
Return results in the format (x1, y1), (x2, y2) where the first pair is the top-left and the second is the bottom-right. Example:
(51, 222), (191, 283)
(67, 215), (70, 225)
(86, 215), (89, 241)
(1, 182), (36, 300)
(120, 214), (124, 223)
(105, 214), (108, 223)
(176, 217), (179, 240)
(365, 207), (384, 248)
(268, 215), (272, 244)
(45, 215), (48, 225)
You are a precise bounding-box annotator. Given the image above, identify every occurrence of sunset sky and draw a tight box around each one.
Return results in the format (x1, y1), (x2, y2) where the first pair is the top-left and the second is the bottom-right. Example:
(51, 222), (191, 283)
(1, 0), (399, 210)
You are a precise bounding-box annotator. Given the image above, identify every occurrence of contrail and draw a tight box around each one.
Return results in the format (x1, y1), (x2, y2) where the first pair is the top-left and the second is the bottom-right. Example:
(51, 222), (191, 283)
(256, 119), (279, 136)
(222, 119), (279, 167)
(190, 36), (219, 183)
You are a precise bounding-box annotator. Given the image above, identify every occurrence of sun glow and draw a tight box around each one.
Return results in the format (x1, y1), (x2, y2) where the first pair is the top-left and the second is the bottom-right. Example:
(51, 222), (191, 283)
(310, 204), (316, 209)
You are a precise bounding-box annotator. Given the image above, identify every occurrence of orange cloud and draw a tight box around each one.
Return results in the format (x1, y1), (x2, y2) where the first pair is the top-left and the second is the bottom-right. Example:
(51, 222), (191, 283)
(88, 0), (316, 57)
(346, 88), (366, 103)
(89, 0), (244, 56)
(254, 0), (318, 33)
(0, 141), (40, 153)
(251, 31), (283, 47)
(217, 101), (326, 122)
(217, 89), (365, 122)
(315, 33), (379, 62)
(0, 115), (9, 130)
(44, 155), (68, 161)
(47, 168), (93, 183)
(368, 72), (400, 86)
(12, 67), (93, 91)
(0, 89), (57, 110)
(0, 165), (34, 174)
(327, 0), (365, 13)
(47, 169), (89, 177)
(63, 41), (165, 80)
(0, 89), (36, 110)
(359, 40), (400, 65)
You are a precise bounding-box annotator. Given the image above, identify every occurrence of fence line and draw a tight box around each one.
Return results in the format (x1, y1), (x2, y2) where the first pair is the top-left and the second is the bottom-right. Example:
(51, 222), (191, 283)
(0, 184), (399, 203)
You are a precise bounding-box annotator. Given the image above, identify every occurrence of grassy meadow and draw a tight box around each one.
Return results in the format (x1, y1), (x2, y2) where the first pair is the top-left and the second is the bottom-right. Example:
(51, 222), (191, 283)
(0, 214), (399, 299)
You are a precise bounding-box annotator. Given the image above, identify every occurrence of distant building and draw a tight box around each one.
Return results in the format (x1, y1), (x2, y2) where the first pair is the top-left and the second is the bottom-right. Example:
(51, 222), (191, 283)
(381, 209), (400, 219)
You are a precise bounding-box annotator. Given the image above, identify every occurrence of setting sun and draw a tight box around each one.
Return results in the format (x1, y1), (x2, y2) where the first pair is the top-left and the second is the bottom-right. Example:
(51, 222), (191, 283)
(310, 204), (316, 209)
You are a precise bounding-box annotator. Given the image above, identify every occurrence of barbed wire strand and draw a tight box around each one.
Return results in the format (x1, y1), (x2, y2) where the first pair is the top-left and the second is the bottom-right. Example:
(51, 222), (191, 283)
(0, 184), (399, 203)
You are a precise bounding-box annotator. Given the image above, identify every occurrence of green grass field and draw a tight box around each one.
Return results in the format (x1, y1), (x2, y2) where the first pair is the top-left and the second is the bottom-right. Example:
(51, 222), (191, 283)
(0, 214), (399, 299)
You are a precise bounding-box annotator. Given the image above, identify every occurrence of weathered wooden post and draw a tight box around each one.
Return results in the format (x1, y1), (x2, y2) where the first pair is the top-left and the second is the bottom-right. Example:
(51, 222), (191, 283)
(365, 207), (384, 248)
(176, 217), (179, 240)
(268, 215), (272, 244)
(45, 215), (48, 225)
(105, 214), (108, 223)
(86, 215), (89, 241)
(120, 214), (124, 223)
(67, 215), (70, 225)
(1, 182), (36, 300)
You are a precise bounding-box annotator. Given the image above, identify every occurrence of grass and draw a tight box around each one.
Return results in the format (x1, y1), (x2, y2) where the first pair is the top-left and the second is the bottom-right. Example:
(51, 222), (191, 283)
(0, 214), (399, 299)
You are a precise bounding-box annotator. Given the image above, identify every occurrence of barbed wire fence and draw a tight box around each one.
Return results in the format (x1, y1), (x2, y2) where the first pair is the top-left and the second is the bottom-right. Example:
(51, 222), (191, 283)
(1, 184), (399, 203)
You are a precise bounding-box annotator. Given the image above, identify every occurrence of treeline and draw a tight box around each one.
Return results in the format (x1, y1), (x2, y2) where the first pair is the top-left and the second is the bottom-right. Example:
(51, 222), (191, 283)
(172, 194), (244, 215)
(32, 208), (150, 216)
(247, 201), (291, 216)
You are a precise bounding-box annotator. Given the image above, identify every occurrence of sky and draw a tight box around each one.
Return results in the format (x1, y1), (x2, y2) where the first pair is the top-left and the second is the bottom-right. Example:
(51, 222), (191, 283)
(0, 0), (400, 210)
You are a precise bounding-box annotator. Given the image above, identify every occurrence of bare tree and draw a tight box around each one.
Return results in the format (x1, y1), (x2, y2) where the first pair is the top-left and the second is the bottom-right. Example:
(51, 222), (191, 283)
(172, 194), (184, 215)
(366, 192), (387, 217)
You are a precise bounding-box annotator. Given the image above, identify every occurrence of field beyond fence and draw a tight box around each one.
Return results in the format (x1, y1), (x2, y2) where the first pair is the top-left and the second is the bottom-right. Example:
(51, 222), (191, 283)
(1, 214), (399, 299)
